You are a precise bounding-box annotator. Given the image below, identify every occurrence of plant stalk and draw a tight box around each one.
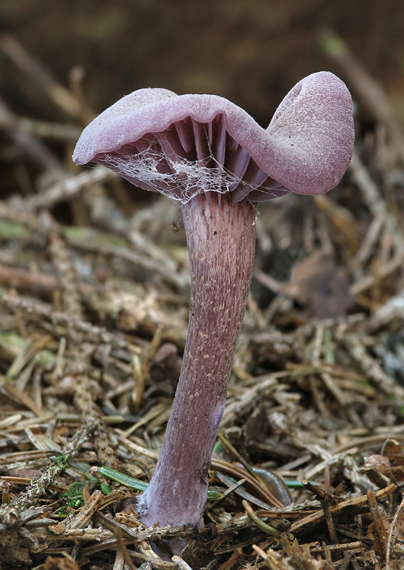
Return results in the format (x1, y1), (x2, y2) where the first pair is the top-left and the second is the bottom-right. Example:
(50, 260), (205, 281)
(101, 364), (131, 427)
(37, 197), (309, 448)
(138, 192), (256, 528)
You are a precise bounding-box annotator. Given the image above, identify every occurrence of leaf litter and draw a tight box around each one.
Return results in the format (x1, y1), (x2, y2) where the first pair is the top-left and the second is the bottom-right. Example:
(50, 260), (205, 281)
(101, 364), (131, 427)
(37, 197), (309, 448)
(0, 31), (404, 570)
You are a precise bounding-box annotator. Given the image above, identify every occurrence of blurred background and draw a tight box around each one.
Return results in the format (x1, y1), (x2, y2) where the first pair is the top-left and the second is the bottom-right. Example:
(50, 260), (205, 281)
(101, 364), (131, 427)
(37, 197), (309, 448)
(0, 0), (403, 301)
(1, 0), (404, 316)
(1, 0), (404, 134)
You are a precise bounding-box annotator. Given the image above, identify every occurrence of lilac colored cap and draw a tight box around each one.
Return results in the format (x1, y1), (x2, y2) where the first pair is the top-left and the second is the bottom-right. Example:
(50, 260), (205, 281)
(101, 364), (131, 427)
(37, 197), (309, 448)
(73, 72), (354, 204)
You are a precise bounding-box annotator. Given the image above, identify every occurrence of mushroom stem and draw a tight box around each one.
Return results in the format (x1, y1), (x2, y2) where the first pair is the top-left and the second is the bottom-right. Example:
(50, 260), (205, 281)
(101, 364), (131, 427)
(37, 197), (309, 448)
(138, 191), (256, 528)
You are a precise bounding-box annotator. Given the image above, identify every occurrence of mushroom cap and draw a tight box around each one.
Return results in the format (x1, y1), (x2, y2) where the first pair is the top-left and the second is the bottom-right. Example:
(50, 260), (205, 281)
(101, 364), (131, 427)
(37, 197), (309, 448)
(73, 72), (354, 203)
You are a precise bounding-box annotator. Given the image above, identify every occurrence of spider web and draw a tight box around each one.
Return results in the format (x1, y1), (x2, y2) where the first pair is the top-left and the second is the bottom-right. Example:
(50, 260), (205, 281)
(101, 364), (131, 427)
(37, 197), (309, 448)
(99, 130), (287, 205)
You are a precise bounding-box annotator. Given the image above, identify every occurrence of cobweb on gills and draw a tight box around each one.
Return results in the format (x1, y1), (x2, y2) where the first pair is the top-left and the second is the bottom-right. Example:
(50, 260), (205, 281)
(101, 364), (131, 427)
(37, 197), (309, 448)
(98, 126), (288, 205)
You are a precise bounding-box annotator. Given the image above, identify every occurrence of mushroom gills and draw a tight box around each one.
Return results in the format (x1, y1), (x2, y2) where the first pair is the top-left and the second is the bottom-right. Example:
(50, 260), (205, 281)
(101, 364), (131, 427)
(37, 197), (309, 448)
(97, 114), (285, 204)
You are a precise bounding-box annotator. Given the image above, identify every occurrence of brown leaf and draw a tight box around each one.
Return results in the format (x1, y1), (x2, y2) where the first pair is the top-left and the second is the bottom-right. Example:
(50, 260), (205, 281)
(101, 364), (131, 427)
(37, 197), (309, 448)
(287, 249), (355, 318)
(45, 555), (80, 570)
(382, 439), (404, 467)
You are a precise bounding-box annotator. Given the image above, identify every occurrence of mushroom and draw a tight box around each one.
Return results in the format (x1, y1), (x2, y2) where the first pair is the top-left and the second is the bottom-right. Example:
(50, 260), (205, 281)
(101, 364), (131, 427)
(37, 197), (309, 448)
(73, 72), (354, 530)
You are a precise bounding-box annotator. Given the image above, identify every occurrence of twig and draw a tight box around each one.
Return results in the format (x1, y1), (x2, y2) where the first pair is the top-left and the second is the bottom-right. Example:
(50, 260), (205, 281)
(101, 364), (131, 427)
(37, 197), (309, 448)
(47, 215), (83, 320)
(115, 527), (138, 570)
(289, 483), (396, 534)
(350, 253), (403, 296)
(340, 331), (404, 401)
(0, 417), (96, 526)
(0, 95), (65, 174)
(386, 492), (404, 565)
(0, 34), (88, 121)
(211, 458), (285, 509)
(221, 373), (280, 426)
(20, 166), (116, 211)
(349, 151), (404, 256)
(310, 542), (362, 554)
(65, 489), (103, 530)
(350, 214), (384, 270)
(17, 116), (81, 142)
(132, 326), (165, 409)
(0, 289), (135, 352)
(0, 263), (58, 298)
(73, 239), (188, 291)
(171, 556), (193, 569)
(367, 489), (387, 561)
(364, 289), (404, 332)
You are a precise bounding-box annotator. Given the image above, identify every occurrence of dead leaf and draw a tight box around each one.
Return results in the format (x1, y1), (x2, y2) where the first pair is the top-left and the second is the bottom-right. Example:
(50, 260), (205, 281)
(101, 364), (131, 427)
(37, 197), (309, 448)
(45, 555), (80, 570)
(287, 249), (355, 318)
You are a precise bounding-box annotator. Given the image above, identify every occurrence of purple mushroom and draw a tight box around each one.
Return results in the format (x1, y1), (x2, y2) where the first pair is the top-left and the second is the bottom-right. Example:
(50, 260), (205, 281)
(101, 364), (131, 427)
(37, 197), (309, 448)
(73, 72), (354, 530)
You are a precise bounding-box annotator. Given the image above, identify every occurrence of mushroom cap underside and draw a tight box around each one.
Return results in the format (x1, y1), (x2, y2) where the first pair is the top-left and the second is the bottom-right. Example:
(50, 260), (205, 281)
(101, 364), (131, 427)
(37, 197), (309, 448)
(73, 72), (355, 202)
